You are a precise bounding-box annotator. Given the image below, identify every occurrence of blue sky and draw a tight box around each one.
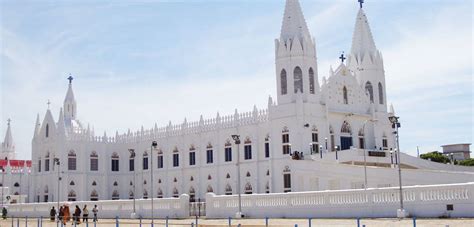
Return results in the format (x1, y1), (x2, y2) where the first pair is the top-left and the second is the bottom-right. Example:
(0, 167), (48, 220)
(1, 0), (472, 159)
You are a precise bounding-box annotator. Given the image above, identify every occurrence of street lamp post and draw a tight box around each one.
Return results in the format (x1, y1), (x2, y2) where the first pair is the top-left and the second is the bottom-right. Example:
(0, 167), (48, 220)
(53, 158), (60, 221)
(231, 135), (243, 218)
(150, 141), (157, 226)
(1, 165), (5, 209)
(388, 115), (406, 218)
(334, 146), (339, 160)
(319, 145), (323, 159)
(128, 149), (136, 218)
(361, 119), (371, 189)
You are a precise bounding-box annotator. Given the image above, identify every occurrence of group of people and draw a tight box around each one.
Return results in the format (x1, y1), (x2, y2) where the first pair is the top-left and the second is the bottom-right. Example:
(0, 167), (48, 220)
(50, 204), (98, 225)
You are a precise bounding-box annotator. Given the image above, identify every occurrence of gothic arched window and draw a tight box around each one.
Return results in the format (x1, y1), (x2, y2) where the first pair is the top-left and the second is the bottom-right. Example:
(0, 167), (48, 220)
(68, 150), (77, 171)
(112, 190), (120, 200)
(111, 152), (119, 172)
(142, 151), (149, 170)
(45, 124), (49, 138)
(378, 82), (384, 104)
(172, 188), (179, 198)
(90, 190), (98, 201)
(294, 66), (303, 93)
(280, 69), (287, 95)
(245, 183), (253, 194)
(14, 182), (19, 187)
(343, 86), (349, 104)
(207, 185), (214, 193)
(341, 121), (352, 134)
(68, 190), (77, 201)
(365, 82), (374, 103)
(157, 188), (163, 198)
(309, 67), (315, 94)
(90, 151), (98, 171)
(225, 184), (232, 195)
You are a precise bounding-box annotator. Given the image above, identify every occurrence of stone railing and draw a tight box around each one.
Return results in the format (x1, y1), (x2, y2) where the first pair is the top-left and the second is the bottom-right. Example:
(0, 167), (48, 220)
(66, 108), (269, 143)
(7, 194), (189, 219)
(206, 182), (474, 218)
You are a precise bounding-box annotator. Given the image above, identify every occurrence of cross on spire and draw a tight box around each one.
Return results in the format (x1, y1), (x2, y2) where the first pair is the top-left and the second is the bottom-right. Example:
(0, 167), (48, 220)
(47, 99), (51, 109)
(67, 74), (74, 84)
(358, 0), (364, 9)
(339, 52), (346, 63)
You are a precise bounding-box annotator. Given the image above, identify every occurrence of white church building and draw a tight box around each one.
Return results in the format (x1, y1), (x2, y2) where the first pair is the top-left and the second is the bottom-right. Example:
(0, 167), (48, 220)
(7, 0), (472, 204)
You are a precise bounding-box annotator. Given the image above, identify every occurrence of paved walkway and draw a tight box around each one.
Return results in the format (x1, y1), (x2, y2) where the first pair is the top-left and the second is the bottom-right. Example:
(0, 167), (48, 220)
(1, 218), (473, 227)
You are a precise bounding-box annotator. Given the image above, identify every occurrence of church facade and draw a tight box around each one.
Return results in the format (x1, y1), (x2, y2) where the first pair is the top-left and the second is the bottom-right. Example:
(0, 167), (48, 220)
(24, 0), (473, 203)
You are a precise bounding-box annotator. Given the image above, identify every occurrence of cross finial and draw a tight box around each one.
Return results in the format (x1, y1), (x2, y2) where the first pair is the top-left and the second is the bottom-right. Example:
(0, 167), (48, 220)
(47, 99), (51, 109)
(67, 74), (74, 84)
(339, 52), (346, 63)
(358, 0), (364, 9)
(7, 118), (11, 126)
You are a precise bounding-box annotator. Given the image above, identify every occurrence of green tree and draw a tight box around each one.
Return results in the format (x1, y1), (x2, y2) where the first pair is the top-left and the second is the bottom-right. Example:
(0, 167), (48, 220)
(458, 158), (474, 166)
(420, 151), (451, 164)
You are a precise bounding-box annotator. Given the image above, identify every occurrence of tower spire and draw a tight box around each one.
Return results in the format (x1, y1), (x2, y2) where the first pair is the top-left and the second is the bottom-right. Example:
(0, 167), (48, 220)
(350, 8), (377, 57)
(280, 0), (311, 43)
(64, 74), (77, 123)
(2, 119), (14, 151)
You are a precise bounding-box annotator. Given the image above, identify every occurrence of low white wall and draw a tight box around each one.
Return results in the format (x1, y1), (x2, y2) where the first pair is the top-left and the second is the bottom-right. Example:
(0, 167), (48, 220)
(206, 182), (474, 218)
(7, 194), (189, 219)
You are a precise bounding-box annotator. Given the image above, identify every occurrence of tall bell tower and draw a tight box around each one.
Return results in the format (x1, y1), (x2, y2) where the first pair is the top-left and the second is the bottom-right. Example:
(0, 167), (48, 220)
(275, 0), (319, 105)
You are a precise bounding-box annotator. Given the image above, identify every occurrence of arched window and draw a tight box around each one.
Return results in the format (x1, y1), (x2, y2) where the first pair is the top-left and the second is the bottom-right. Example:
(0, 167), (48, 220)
(112, 190), (120, 200)
(143, 151), (149, 170)
(68, 150), (77, 171)
(68, 190), (77, 201)
(143, 180), (147, 185)
(173, 177), (177, 183)
(265, 182), (270, 193)
(90, 190), (98, 201)
(244, 183), (253, 194)
(341, 121), (352, 134)
(226, 173), (230, 179)
(157, 188), (163, 198)
(111, 152), (119, 172)
(45, 124), (49, 138)
(246, 171), (251, 177)
(225, 184), (232, 195)
(208, 175), (212, 180)
(69, 181), (75, 186)
(207, 185), (214, 193)
(113, 181), (118, 186)
(172, 188), (179, 198)
(92, 181), (97, 186)
(13, 182), (20, 187)
(190, 176), (194, 181)
(365, 82), (374, 103)
(378, 82), (384, 104)
(280, 69), (287, 95)
(294, 66), (303, 93)
(90, 151), (98, 171)
(343, 86), (349, 104)
(309, 68), (315, 94)
(189, 187), (196, 201)
(45, 152), (50, 172)
(143, 190), (148, 199)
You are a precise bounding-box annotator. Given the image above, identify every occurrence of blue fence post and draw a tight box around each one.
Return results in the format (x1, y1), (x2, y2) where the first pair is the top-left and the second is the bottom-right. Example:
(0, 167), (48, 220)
(265, 217), (268, 227)
(139, 217), (142, 227)
(25, 216), (28, 227)
(166, 216), (169, 227)
(308, 218), (312, 227)
(16, 218), (19, 227)
(191, 223), (194, 227)
(115, 216), (119, 227)
(228, 217), (231, 227)
(40, 216), (43, 227)
(294, 224), (298, 227)
(357, 218), (360, 227)
(238, 224), (241, 227)
(93, 220), (96, 227)
(86, 219), (89, 227)
(74, 218), (77, 227)
(37, 217), (39, 227)
(413, 217), (416, 227)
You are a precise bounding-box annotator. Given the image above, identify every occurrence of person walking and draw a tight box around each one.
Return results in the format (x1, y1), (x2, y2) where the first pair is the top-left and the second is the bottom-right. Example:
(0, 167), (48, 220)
(82, 205), (89, 223)
(62, 205), (70, 225)
(1, 207), (7, 220)
(58, 206), (64, 223)
(73, 205), (81, 225)
(50, 206), (56, 221)
(92, 204), (98, 223)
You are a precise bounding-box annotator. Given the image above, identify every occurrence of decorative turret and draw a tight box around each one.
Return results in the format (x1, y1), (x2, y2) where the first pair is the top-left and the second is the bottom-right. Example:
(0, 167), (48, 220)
(40, 108), (56, 140)
(33, 113), (41, 139)
(2, 119), (15, 156)
(64, 75), (77, 126)
(275, 0), (319, 105)
(57, 108), (66, 137)
(347, 3), (387, 112)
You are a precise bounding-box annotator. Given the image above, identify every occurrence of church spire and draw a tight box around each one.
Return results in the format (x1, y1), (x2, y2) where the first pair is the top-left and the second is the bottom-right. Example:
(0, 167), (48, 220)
(64, 74), (77, 123)
(350, 8), (377, 57)
(2, 119), (14, 153)
(280, 0), (311, 43)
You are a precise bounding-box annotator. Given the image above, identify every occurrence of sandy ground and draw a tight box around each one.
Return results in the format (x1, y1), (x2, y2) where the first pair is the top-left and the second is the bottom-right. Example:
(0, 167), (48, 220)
(1, 218), (473, 227)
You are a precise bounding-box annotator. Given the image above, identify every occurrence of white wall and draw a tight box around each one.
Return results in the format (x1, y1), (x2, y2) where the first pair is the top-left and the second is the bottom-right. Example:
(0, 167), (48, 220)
(206, 182), (474, 218)
(7, 194), (189, 219)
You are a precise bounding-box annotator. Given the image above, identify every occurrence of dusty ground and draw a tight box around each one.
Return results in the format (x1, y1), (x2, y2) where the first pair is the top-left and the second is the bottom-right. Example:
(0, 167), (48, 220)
(1, 218), (473, 227)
